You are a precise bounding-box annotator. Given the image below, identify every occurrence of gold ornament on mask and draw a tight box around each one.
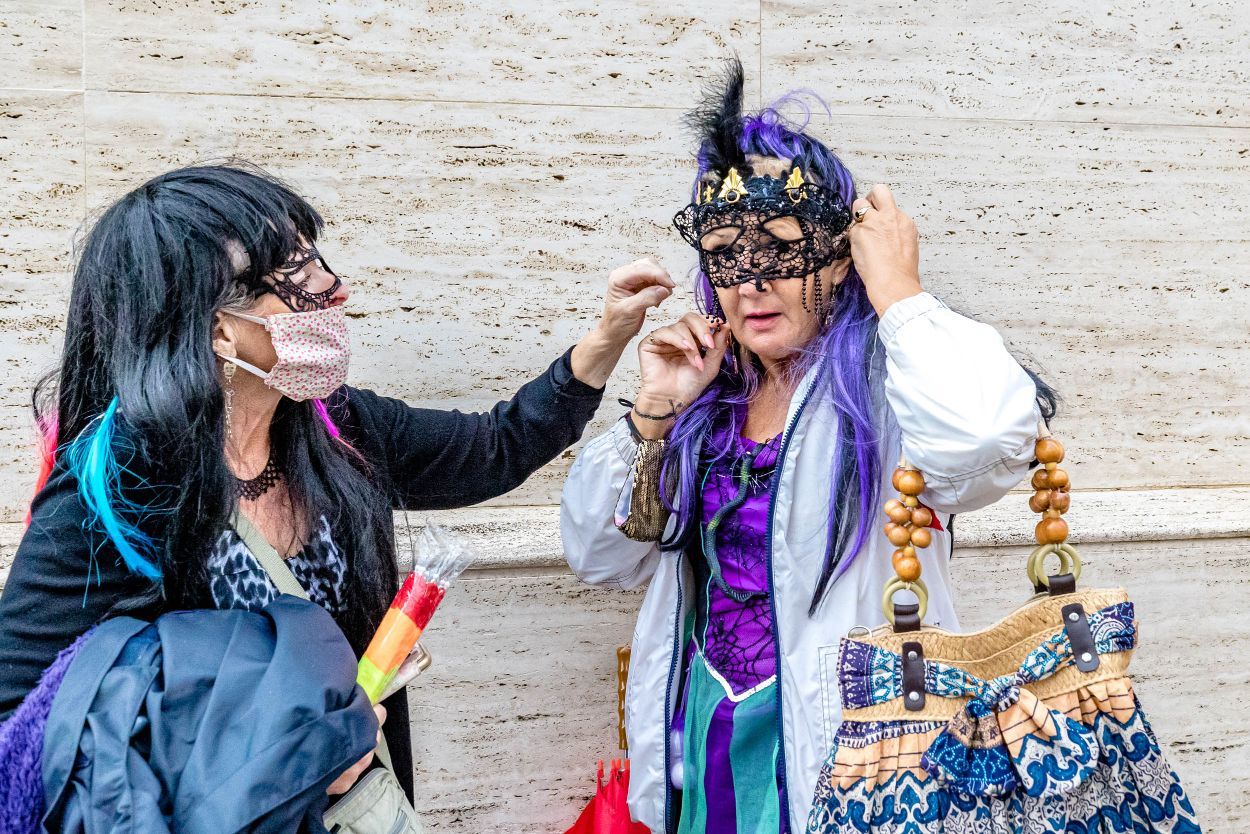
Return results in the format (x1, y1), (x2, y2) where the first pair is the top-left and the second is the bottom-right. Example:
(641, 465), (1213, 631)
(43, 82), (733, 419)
(784, 167), (807, 203)
(717, 168), (748, 203)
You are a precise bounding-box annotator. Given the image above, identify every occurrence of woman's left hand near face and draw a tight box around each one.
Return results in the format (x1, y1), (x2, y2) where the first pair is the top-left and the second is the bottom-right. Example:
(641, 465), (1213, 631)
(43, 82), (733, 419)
(848, 184), (925, 317)
(327, 703), (387, 796)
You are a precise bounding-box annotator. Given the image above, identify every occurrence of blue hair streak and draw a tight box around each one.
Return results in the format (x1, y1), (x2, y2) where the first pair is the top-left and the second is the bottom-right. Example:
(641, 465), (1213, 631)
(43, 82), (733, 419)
(64, 396), (163, 580)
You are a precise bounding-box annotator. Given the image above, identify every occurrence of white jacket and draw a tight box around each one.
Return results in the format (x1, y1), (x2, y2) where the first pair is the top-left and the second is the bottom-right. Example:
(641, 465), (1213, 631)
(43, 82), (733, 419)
(560, 292), (1041, 833)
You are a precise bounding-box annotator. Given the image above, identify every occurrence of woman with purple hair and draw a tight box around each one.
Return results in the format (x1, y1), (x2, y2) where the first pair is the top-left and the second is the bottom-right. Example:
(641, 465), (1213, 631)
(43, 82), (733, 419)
(560, 62), (1053, 834)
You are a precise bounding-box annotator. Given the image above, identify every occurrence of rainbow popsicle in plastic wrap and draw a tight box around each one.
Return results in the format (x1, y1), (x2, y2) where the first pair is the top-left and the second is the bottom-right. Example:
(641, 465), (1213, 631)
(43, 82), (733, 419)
(357, 525), (475, 703)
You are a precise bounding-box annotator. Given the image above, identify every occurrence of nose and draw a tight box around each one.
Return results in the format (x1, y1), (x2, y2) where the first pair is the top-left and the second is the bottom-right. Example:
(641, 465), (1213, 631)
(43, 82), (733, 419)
(331, 281), (351, 306)
(737, 276), (772, 296)
(327, 271), (351, 307)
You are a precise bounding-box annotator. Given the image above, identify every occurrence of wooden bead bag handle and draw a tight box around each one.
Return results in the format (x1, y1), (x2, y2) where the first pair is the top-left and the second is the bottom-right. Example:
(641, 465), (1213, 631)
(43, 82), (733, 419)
(881, 427), (1081, 631)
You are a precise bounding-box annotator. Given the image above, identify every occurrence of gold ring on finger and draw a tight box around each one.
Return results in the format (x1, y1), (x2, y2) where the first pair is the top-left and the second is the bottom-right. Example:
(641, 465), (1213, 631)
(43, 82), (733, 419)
(853, 206), (871, 223)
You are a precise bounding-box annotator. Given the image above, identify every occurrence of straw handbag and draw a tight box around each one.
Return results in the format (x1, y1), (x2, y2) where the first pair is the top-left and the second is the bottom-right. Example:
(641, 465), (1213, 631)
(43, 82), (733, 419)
(805, 435), (1202, 834)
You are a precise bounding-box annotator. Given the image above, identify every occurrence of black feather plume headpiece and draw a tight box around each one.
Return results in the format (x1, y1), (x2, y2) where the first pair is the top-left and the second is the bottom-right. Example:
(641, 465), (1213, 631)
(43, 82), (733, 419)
(684, 58), (750, 178)
(674, 59), (851, 300)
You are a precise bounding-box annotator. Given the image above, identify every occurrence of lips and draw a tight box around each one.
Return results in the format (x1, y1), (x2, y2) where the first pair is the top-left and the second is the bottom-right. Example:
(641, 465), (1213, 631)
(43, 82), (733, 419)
(743, 311), (782, 329)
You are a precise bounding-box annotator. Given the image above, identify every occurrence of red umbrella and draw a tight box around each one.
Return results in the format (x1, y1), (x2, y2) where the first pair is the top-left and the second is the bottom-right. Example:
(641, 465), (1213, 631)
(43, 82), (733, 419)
(566, 760), (649, 834)
(565, 647), (650, 834)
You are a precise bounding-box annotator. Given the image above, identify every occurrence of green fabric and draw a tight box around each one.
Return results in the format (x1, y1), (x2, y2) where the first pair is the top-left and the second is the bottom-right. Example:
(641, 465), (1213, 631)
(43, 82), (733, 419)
(729, 687), (781, 831)
(677, 653), (781, 834)
(677, 656), (718, 833)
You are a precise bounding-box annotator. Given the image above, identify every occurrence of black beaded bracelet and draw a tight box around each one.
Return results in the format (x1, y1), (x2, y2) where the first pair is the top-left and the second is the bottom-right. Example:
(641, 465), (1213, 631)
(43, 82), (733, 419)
(617, 397), (678, 421)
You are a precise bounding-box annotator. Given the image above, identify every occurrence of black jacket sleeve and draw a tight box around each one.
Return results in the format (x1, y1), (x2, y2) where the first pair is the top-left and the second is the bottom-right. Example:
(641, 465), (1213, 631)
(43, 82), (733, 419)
(0, 464), (155, 720)
(336, 348), (604, 510)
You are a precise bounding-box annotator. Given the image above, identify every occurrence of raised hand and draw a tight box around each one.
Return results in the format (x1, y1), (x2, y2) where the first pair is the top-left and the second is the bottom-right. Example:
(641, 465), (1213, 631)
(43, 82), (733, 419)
(632, 312), (730, 439)
(598, 257), (676, 345)
(570, 257), (676, 389)
(848, 184), (924, 317)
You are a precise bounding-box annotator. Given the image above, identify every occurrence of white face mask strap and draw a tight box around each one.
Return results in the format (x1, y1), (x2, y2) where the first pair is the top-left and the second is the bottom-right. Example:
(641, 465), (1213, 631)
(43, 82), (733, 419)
(219, 354), (270, 380)
(218, 309), (273, 380)
(224, 309), (270, 327)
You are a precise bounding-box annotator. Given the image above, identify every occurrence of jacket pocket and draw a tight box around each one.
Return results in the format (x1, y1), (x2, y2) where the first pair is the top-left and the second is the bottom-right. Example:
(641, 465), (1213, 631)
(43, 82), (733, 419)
(817, 643), (842, 756)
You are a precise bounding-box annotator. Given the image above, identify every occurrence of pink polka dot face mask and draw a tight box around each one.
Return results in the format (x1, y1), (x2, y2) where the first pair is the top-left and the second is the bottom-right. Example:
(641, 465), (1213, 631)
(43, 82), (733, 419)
(217, 306), (351, 401)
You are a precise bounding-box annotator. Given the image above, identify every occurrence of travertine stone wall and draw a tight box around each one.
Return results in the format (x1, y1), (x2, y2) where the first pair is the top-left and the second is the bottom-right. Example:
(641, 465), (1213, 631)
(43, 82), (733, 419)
(1, 1), (1247, 830)
(2, 1), (1247, 513)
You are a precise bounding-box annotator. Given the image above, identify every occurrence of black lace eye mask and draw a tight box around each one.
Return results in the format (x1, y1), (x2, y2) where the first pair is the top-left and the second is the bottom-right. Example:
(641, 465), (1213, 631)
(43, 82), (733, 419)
(264, 245), (342, 312)
(673, 173), (852, 290)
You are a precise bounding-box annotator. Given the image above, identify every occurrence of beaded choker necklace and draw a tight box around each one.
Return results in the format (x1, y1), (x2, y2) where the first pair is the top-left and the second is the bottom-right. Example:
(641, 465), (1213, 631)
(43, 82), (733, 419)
(236, 453), (283, 501)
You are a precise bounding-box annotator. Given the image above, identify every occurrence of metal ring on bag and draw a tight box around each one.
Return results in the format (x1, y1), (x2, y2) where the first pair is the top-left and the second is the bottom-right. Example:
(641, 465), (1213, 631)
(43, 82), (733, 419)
(1026, 542), (1072, 587)
(846, 624), (872, 639)
(1028, 542), (1083, 588)
(882, 577), (929, 625)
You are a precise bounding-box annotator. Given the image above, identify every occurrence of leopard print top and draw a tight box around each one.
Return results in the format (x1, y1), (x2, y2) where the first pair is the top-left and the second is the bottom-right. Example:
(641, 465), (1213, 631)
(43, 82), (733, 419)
(208, 516), (346, 615)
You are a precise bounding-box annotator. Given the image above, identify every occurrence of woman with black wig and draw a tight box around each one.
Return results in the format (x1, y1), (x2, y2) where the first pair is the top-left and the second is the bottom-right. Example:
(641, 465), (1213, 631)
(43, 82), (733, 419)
(0, 162), (673, 800)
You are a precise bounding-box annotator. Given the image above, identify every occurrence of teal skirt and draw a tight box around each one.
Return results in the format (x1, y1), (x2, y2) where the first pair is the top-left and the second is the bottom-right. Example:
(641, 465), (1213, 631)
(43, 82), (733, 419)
(677, 652), (783, 834)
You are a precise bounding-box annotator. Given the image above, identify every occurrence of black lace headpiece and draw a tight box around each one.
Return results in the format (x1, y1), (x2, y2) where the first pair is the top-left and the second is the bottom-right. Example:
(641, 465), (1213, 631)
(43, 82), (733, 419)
(672, 59), (853, 307)
(256, 243), (342, 312)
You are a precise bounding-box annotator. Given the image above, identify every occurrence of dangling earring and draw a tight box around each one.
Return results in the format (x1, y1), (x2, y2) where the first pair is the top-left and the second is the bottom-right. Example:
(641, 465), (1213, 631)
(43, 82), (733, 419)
(223, 361), (236, 436)
(823, 279), (839, 328)
(709, 293), (725, 321)
(824, 269), (850, 327)
(709, 292), (737, 373)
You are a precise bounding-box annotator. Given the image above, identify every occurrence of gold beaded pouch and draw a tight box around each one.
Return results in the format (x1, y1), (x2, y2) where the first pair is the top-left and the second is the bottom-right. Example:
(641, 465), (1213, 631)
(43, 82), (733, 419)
(805, 436), (1203, 834)
(617, 435), (672, 543)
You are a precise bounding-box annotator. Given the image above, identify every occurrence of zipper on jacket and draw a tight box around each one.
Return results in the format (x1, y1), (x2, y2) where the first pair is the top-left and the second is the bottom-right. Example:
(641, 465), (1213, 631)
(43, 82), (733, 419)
(388, 812), (411, 834)
(662, 433), (706, 833)
(764, 382), (816, 832)
(662, 556), (683, 833)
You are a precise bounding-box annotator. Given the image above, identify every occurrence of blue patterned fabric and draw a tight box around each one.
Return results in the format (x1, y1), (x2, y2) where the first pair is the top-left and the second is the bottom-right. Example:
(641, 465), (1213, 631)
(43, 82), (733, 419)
(807, 601), (1202, 833)
(833, 602), (1141, 712)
